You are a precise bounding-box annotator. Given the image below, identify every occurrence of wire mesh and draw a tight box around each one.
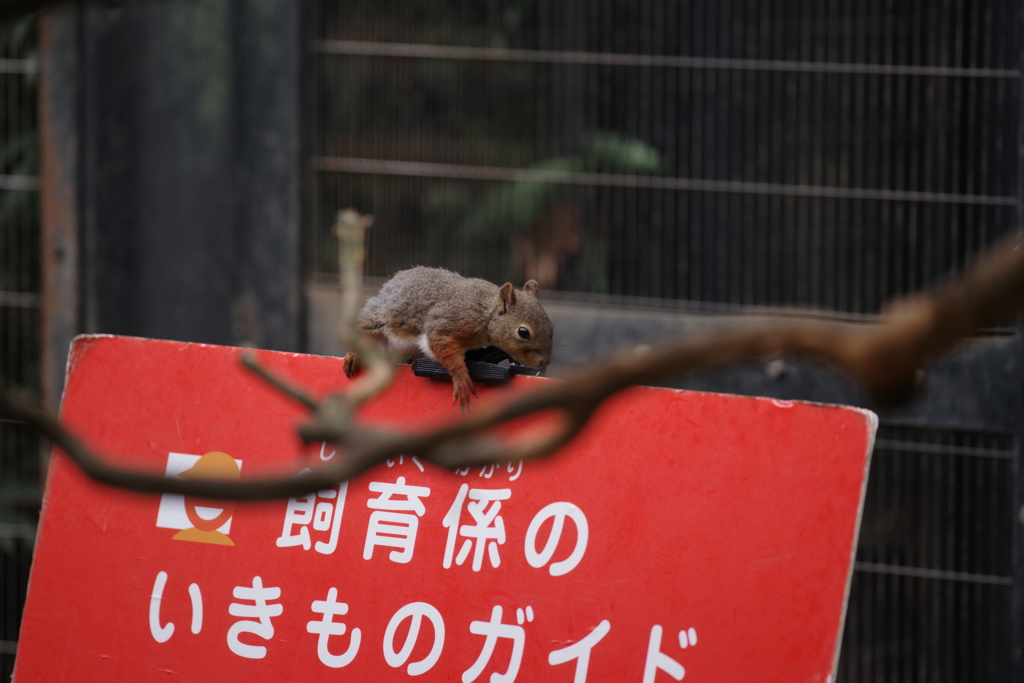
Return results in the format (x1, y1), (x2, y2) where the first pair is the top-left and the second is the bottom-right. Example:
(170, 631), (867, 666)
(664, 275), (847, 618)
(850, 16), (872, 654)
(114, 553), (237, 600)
(840, 572), (1011, 682)
(312, 0), (1020, 315)
(0, 10), (39, 679)
(841, 424), (1015, 682)
(312, 1), (1022, 680)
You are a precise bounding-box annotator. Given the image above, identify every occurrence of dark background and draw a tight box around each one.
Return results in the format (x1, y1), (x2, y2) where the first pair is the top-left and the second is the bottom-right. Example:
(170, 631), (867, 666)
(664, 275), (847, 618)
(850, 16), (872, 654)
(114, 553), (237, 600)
(1, 0), (1023, 679)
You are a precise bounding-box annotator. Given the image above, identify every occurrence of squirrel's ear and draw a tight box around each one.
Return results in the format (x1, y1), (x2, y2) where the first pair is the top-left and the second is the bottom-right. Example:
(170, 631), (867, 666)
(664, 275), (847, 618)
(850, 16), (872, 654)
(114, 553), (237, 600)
(523, 280), (540, 299)
(499, 282), (516, 313)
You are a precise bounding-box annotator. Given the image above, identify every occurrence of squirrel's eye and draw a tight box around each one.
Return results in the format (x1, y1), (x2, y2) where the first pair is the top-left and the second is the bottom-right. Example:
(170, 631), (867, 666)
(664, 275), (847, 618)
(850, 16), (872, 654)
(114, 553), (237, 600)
(517, 327), (531, 340)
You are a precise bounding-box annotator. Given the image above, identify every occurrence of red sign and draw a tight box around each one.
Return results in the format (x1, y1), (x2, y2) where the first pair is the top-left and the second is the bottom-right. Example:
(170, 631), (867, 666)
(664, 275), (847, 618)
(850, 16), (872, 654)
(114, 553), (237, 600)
(16, 335), (874, 682)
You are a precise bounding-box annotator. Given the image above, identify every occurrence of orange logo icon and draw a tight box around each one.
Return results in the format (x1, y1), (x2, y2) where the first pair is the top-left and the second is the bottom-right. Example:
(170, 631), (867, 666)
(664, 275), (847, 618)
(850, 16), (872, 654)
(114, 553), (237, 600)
(156, 452), (241, 546)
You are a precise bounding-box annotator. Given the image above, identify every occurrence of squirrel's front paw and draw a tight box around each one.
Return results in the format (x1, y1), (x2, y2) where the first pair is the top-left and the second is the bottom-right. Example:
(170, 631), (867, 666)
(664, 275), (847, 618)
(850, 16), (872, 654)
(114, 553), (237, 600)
(343, 352), (362, 378)
(452, 379), (478, 413)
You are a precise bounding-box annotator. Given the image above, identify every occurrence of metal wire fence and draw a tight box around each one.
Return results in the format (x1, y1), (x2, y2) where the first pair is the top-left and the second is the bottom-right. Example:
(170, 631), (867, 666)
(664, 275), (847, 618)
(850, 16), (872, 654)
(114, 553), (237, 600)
(311, 0), (1019, 315)
(843, 425), (1015, 680)
(311, 1), (1023, 679)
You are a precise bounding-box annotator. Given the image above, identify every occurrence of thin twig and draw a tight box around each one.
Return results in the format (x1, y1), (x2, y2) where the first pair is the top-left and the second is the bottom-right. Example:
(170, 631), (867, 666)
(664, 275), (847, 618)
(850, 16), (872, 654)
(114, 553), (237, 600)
(239, 351), (320, 411)
(332, 209), (397, 410)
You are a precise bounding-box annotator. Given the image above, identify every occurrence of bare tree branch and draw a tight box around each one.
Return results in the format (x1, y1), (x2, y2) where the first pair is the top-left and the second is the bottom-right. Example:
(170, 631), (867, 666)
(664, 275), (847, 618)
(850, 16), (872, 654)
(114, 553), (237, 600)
(3, 215), (1023, 500)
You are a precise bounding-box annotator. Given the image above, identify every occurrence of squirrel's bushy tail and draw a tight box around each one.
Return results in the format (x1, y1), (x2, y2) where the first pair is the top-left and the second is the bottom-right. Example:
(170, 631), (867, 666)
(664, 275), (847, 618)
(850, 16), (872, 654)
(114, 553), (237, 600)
(357, 295), (385, 331)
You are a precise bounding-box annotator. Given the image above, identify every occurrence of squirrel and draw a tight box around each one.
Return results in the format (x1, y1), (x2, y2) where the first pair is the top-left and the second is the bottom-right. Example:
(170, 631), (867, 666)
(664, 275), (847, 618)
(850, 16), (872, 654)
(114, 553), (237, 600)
(343, 266), (554, 410)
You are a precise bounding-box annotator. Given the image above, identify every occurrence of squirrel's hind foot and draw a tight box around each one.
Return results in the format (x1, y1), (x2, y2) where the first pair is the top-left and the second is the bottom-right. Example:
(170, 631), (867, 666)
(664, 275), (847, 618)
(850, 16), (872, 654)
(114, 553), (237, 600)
(343, 352), (362, 378)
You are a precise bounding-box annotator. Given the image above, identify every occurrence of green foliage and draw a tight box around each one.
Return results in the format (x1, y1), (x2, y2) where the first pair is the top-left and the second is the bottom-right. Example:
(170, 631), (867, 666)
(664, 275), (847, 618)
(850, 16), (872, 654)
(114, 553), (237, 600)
(453, 131), (661, 240)
(457, 156), (586, 238)
(584, 131), (660, 173)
